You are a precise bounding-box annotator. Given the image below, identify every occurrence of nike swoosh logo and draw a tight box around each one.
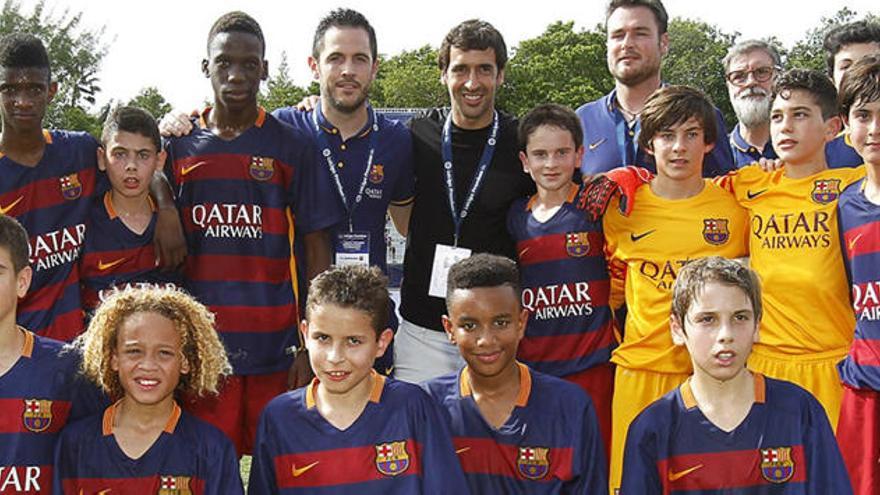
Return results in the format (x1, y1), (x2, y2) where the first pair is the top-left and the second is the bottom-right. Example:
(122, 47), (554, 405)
(589, 138), (606, 151)
(518, 246), (531, 258)
(98, 258), (127, 271)
(181, 161), (207, 176)
(630, 230), (656, 242)
(455, 447), (471, 455)
(292, 461), (319, 477)
(746, 189), (767, 200)
(98, 490), (112, 495)
(0, 196), (24, 215)
(849, 233), (863, 253)
(668, 464), (703, 482)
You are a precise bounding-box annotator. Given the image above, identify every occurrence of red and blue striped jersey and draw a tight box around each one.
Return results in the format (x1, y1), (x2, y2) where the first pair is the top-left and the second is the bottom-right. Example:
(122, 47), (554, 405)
(507, 185), (615, 377)
(80, 192), (181, 314)
(165, 108), (344, 375)
(424, 363), (608, 494)
(837, 179), (880, 391)
(54, 401), (242, 494)
(1, 130), (100, 341)
(0, 330), (104, 494)
(248, 372), (468, 494)
(621, 374), (852, 494)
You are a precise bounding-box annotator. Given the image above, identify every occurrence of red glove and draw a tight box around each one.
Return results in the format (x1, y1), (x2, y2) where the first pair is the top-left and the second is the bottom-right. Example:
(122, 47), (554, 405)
(576, 166), (653, 220)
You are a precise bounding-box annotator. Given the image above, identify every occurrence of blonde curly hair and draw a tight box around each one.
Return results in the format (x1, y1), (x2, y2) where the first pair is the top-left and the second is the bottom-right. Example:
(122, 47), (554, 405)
(74, 287), (232, 399)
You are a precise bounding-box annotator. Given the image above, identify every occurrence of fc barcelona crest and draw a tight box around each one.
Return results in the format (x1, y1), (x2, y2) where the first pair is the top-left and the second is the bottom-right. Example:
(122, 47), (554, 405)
(811, 179), (841, 204)
(369, 164), (385, 184)
(517, 446), (550, 480)
(565, 232), (591, 257)
(249, 156), (275, 181)
(59, 173), (82, 200)
(375, 441), (410, 476)
(22, 399), (53, 433)
(702, 218), (730, 245)
(759, 447), (795, 484)
(157, 475), (193, 494)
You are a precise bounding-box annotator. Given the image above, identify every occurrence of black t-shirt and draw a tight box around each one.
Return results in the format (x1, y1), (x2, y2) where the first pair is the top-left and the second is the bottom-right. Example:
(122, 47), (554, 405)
(400, 108), (535, 331)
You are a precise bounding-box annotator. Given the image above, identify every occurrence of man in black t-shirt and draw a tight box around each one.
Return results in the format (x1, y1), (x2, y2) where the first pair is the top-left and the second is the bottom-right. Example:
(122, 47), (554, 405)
(395, 19), (534, 383)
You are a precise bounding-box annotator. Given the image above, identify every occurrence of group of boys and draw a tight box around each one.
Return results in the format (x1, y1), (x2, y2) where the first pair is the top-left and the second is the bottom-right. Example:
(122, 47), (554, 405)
(1, 0), (880, 493)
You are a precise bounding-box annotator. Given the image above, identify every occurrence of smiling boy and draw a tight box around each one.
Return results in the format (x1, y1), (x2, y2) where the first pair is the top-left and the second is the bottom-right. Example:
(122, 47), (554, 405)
(621, 257), (851, 493)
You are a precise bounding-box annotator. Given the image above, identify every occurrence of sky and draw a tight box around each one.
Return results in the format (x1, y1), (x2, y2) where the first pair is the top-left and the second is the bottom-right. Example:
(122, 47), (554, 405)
(21, 0), (880, 110)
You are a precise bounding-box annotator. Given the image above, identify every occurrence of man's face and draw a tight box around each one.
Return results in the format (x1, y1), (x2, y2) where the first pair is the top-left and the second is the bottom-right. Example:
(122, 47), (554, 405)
(648, 116), (713, 183)
(441, 47), (504, 129)
(770, 89), (839, 166)
(0, 67), (55, 134)
(310, 26), (378, 114)
(202, 31), (267, 113)
(606, 6), (668, 87)
(847, 99), (880, 166)
(726, 50), (777, 128)
(832, 41), (880, 89)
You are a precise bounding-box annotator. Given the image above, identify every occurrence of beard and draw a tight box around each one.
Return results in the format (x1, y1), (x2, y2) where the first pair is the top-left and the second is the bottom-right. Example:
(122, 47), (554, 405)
(325, 80), (371, 114)
(732, 88), (772, 128)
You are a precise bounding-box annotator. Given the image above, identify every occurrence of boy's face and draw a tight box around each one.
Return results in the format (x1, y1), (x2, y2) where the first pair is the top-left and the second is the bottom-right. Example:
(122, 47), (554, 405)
(111, 311), (190, 407)
(833, 42), (880, 89)
(441, 47), (504, 129)
(671, 282), (758, 383)
(847, 99), (880, 166)
(442, 285), (528, 379)
(770, 89), (840, 165)
(647, 116), (713, 183)
(301, 304), (392, 396)
(0, 246), (31, 322)
(98, 131), (165, 199)
(202, 31), (267, 113)
(0, 67), (56, 134)
(520, 124), (583, 194)
(310, 26), (377, 115)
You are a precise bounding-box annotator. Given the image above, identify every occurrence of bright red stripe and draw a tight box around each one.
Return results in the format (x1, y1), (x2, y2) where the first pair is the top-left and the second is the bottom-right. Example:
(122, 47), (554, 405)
(657, 445), (805, 493)
(845, 220), (880, 259)
(1, 167), (97, 215)
(518, 322), (615, 363)
(274, 440), (421, 488)
(517, 231), (604, 266)
(185, 254), (291, 284)
(65, 476), (205, 494)
(20, 266), (80, 313)
(851, 338), (880, 367)
(40, 309), (85, 342)
(174, 153), (293, 189)
(180, 204), (290, 237)
(212, 305), (297, 334)
(453, 437), (573, 481)
(0, 465), (53, 494)
(0, 399), (71, 434)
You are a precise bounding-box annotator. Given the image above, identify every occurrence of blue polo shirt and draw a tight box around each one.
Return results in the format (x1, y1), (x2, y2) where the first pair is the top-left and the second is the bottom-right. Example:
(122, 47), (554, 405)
(575, 88), (735, 178)
(730, 126), (863, 169)
(273, 104), (415, 274)
(826, 132), (863, 168)
(730, 123), (776, 168)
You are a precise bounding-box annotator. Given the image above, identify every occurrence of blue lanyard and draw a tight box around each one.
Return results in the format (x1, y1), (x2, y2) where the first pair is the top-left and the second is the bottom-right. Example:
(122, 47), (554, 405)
(441, 110), (498, 246)
(313, 103), (379, 232)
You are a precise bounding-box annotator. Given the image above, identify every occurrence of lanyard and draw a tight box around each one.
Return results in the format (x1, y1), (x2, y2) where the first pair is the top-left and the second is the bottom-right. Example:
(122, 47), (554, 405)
(313, 103), (379, 232)
(441, 110), (498, 246)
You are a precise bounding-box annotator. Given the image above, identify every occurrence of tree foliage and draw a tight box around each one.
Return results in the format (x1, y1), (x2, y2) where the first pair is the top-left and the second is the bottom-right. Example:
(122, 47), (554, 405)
(128, 86), (171, 119)
(258, 51), (309, 112)
(372, 45), (446, 108)
(0, 0), (108, 131)
(785, 7), (859, 73)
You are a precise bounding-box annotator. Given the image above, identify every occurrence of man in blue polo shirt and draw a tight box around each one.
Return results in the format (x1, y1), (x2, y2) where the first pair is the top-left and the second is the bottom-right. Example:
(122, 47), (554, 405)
(576, 0), (735, 178)
(723, 40), (781, 168)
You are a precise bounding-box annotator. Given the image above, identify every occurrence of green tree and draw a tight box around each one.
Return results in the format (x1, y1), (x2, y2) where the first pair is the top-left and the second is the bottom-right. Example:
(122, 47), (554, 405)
(785, 7), (859, 73)
(500, 21), (612, 116)
(663, 18), (737, 126)
(372, 45), (445, 108)
(128, 86), (172, 119)
(258, 51), (308, 112)
(0, 0), (108, 131)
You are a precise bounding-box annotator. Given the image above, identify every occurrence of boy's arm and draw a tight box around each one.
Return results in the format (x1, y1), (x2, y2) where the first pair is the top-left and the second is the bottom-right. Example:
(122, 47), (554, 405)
(619, 417), (662, 495)
(150, 170), (187, 271)
(248, 414), (280, 495)
(803, 398), (854, 494)
(413, 391), (470, 493)
(568, 397), (609, 494)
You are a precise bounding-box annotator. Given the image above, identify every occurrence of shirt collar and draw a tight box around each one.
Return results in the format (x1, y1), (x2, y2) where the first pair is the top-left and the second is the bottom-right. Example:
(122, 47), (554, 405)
(305, 369), (385, 409)
(459, 361), (532, 407)
(102, 400), (182, 436)
(316, 101), (376, 140)
(198, 107), (266, 129)
(680, 372), (766, 410)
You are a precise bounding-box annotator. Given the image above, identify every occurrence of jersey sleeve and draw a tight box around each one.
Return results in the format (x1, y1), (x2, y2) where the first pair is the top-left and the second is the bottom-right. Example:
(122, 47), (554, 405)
(619, 413), (662, 495)
(802, 395), (854, 494)
(206, 431), (245, 495)
(286, 133), (346, 234)
(247, 409), (280, 495)
(568, 396), (609, 494)
(411, 390), (470, 492)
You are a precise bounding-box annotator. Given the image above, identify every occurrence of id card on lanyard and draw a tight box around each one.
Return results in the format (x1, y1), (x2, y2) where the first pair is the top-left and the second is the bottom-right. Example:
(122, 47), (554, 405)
(427, 110), (498, 298)
(313, 103), (379, 267)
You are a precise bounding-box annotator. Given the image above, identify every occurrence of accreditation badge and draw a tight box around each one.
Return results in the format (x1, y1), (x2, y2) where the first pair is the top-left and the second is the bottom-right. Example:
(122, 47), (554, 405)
(428, 244), (472, 298)
(334, 231), (371, 267)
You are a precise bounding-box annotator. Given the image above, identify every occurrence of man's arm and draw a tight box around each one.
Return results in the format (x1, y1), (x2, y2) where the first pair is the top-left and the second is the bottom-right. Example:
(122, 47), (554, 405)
(288, 229), (332, 389)
(149, 171), (186, 270)
(388, 202), (413, 237)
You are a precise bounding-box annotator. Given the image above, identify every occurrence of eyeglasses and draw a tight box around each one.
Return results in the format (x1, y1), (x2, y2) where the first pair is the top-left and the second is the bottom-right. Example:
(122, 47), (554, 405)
(726, 66), (779, 86)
